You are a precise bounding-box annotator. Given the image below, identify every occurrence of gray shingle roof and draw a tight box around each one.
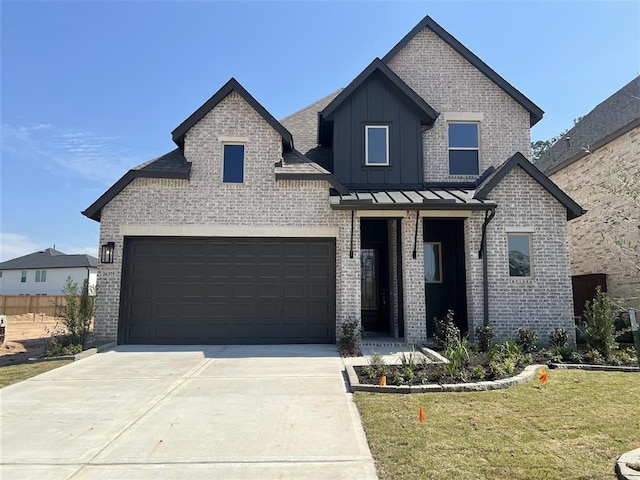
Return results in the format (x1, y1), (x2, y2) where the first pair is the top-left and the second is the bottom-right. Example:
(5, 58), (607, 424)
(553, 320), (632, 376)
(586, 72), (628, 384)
(280, 89), (342, 171)
(83, 149), (191, 222)
(536, 76), (640, 175)
(0, 248), (98, 270)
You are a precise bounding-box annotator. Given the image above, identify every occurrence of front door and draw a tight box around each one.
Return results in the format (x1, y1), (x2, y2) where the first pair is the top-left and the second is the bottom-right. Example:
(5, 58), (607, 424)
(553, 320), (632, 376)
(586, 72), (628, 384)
(423, 219), (467, 335)
(361, 219), (390, 334)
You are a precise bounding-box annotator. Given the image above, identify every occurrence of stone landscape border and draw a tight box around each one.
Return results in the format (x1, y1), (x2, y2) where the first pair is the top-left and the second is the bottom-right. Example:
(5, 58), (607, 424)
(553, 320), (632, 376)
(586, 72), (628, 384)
(345, 363), (544, 393)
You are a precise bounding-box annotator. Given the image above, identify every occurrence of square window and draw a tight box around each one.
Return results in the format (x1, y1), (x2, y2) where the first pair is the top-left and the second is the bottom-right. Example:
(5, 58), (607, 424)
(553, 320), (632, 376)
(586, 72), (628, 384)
(21, 271), (27, 283)
(449, 123), (479, 175)
(365, 125), (389, 166)
(424, 242), (443, 283)
(35, 270), (47, 282)
(508, 233), (532, 277)
(222, 144), (244, 183)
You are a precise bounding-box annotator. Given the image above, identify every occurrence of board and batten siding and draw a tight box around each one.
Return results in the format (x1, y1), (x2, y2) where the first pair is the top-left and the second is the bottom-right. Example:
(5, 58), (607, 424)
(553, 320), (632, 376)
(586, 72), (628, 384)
(331, 71), (424, 188)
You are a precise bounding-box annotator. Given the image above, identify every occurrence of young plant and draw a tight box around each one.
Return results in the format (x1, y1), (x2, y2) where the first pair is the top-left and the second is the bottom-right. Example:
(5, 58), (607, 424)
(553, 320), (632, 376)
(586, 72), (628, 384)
(516, 327), (538, 353)
(55, 277), (96, 348)
(444, 335), (470, 380)
(337, 318), (361, 356)
(549, 328), (569, 348)
(583, 287), (618, 359)
(475, 324), (494, 352)
(434, 310), (460, 349)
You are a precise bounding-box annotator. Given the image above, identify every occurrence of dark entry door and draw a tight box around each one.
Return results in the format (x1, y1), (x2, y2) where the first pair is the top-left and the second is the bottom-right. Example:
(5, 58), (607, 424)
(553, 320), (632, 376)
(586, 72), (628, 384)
(423, 219), (467, 335)
(119, 237), (336, 344)
(361, 219), (390, 333)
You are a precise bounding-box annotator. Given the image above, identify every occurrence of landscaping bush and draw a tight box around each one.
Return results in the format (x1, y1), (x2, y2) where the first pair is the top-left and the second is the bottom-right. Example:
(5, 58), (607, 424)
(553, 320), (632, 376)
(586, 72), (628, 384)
(46, 277), (96, 357)
(337, 318), (361, 356)
(516, 327), (538, 353)
(583, 287), (618, 359)
(434, 310), (459, 349)
(549, 328), (569, 348)
(444, 335), (471, 380)
(475, 324), (494, 353)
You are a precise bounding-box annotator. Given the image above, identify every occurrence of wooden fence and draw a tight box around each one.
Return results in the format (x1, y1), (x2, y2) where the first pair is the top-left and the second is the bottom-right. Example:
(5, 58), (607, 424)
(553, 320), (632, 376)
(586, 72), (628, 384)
(0, 295), (67, 316)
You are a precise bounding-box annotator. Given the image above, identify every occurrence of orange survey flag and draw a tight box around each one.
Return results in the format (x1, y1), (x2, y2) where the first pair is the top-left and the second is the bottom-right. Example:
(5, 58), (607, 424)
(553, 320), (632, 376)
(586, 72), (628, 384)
(419, 405), (425, 423)
(539, 367), (548, 384)
(378, 375), (387, 386)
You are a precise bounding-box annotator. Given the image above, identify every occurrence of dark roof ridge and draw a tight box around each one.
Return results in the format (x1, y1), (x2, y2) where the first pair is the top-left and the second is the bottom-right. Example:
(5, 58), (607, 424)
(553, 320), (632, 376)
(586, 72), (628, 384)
(172, 77), (293, 151)
(474, 152), (584, 220)
(382, 15), (544, 126)
(82, 149), (191, 222)
(321, 57), (439, 122)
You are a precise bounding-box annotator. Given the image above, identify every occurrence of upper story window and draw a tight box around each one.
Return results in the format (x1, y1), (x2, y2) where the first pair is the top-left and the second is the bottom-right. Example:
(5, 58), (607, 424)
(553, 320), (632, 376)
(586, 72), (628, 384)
(35, 270), (47, 282)
(365, 125), (389, 166)
(508, 233), (532, 278)
(448, 123), (479, 175)
(222, 143), (245, 183)
(21, 271), (27, 283)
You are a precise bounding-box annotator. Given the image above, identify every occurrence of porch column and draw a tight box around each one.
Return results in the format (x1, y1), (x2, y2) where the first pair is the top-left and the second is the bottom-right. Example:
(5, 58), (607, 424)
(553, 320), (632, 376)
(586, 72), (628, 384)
(401, 212), (427, 344)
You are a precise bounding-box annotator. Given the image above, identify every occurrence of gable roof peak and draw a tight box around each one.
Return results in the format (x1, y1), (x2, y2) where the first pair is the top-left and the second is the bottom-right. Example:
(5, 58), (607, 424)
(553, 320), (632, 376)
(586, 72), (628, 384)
(382, 15), (544, 127)
(171, 77), (293, 151)
(474, 152), (584, 220)
(320, 57), (439, 123)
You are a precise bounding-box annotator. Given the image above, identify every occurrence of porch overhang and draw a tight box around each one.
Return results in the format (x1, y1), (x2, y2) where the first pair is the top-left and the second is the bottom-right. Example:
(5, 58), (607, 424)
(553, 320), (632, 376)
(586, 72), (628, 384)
(330, 188), (496, 211)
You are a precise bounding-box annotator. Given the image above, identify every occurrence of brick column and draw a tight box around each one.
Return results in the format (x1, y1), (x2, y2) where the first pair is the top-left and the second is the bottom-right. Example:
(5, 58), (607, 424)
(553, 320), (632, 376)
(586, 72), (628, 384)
(401, 213), (426, 344)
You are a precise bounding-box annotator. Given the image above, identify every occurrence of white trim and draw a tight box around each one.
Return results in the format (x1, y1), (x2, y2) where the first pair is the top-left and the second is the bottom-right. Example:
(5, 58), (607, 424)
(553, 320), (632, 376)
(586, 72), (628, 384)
(365, 125), (389, 166)
(443, 112), (484, 122)
(218, 136), (249, 143)
(119, 225), (340, 238)
(356, 210), (473, 218)
(505, 226), (535, 233)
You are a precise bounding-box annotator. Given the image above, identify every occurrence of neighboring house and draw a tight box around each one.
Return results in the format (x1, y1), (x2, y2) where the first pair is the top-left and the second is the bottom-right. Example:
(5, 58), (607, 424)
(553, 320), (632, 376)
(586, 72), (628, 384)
(536, 76), (640, 313)
(83, 16), (583, 347)
(0, 248), (98, 296)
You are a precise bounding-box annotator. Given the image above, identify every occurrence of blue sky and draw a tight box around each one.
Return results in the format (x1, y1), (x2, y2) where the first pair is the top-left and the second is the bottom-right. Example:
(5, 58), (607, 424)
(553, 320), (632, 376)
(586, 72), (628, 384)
(1, 1), (638, 262)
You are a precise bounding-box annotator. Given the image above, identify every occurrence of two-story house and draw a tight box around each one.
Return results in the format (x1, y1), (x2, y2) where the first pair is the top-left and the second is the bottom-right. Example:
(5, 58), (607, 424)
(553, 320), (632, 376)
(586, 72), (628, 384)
(84, 16), (583, 347)
(0, 248), (97, 296)
(536, 76), (639, 313)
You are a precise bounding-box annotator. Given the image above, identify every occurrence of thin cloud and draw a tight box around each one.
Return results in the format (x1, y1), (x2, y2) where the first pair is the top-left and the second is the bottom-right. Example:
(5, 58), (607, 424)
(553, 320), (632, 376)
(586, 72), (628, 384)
(1, 123), (140, 185)
(0, 233), (45, 262)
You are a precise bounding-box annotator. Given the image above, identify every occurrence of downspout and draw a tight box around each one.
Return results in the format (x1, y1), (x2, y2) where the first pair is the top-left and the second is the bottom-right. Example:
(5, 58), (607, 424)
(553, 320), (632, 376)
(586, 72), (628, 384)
(478, 208), (496, 326)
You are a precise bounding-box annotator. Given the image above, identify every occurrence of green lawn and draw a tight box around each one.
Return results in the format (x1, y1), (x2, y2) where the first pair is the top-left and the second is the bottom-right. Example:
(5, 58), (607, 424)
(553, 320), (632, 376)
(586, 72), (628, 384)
(354, 369), (640, 480)
(0, 360), (72, 388)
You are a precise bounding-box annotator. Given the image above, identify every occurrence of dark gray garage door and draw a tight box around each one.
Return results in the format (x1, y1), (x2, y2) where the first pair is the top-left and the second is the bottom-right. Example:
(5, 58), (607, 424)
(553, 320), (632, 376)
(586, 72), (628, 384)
(119, 237), (336, 344)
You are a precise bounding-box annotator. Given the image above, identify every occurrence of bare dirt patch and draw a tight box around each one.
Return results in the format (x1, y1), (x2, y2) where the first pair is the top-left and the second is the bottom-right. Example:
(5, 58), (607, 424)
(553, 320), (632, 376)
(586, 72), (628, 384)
(0, 314), (60, 366)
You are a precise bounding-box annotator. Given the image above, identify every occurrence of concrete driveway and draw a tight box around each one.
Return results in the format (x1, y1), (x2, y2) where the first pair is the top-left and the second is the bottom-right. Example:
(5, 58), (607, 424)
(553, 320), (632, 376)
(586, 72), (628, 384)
(1, 345), (377, 480)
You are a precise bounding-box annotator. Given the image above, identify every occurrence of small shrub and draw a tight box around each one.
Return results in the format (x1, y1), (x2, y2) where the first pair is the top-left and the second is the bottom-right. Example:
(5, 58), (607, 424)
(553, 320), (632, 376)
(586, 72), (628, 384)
(337, 318), (361, 356)
(470, 365), (486, 380)
(584, 349), (605, 365)
(570, 351), (584, 364)
(516, 327), (538, 353)
(399, 345), (419, 373)
(444, 335), (470, 380)
(550, 345), (573, 362)
(369, 352), (388, 377)
(475, 325), (494, 353)
(56, 277), (95, 347)
(549, 328), (569, 348)
(434, 310), (460, 349)
(583, 287), (618, 360)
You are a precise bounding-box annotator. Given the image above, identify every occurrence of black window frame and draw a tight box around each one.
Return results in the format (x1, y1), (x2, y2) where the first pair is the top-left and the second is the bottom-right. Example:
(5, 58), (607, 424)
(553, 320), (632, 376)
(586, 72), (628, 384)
(448, 122), (479, 175)
(222, 143), (245, 184)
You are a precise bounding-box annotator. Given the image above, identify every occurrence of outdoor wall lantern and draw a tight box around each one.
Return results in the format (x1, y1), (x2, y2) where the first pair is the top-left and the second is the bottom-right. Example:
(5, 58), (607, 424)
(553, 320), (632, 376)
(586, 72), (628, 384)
(100, 242), (115, 264)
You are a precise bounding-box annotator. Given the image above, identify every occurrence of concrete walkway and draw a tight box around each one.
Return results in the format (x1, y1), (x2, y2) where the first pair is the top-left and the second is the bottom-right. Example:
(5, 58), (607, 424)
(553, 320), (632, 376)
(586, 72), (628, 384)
(0, 345), (377, 480)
